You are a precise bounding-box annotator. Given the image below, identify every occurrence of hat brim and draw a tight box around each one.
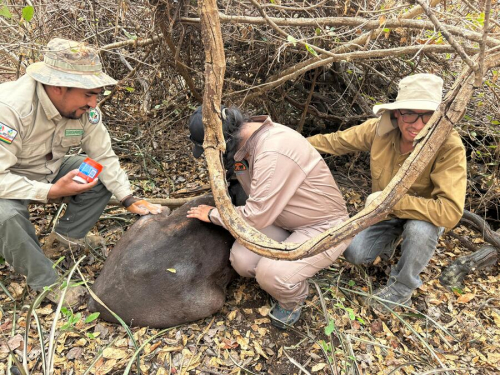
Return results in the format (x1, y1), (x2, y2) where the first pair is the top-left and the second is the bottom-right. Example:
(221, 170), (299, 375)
(26, 62), (117, 89)
(373, 99), (439, 115)
(374, 99), (440, 137)
(192, 144), (204, 158)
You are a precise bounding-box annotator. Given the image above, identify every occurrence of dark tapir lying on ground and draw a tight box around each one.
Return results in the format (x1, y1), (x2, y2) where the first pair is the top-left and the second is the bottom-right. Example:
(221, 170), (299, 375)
(88, 195), (237, 328)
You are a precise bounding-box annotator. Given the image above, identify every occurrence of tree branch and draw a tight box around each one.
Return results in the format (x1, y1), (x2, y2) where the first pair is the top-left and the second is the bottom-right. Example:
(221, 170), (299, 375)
(261, 0), (328, 11)
(157, 6), (203, 103)
(415, 0), (479, 80)
(100, 35), (162, 51)
(248, 0), (337, 59)
(477, 0), (493, 86)
(179, 14), (500, 47)
(103, 10), (500, 54)
(242, 0), (446, 102)
(296, 68), (319, 134)
(235, 44), (479, 101)
(462, 0), (500, 30)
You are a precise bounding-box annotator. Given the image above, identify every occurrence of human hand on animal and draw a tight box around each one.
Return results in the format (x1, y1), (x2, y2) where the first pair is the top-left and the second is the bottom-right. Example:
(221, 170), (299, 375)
(48, 169), (99, 199)
(122, 196), (162, 215)
(187, 204), (214, 223)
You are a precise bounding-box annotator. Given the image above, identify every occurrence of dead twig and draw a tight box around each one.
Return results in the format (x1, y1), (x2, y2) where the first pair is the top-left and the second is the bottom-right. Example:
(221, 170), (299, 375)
(282, 348), (312, 375)
(478, 0), (493, 86)
(178, 13), (500, 47)
(311, 281), (339, 375)
(118, 53), (152, 115)
(415, 0), (479, 83)
(157, 6), (203, 103)
(297, 68), (319, 134)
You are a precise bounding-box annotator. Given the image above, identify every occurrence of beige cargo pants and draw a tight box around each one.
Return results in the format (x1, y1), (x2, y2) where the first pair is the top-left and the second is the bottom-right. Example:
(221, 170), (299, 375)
(229, 217), (350, 310)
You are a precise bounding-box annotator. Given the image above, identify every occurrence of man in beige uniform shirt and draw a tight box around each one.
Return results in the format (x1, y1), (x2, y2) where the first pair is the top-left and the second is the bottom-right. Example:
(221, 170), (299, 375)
(186, 106), (350, 329)
(308, 74), (467, 311)
(0, 38), (160, 304)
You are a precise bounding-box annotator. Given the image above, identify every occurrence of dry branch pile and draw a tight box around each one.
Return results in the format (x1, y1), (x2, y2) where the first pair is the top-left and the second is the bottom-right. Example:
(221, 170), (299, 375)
(1, 0), (498, 219)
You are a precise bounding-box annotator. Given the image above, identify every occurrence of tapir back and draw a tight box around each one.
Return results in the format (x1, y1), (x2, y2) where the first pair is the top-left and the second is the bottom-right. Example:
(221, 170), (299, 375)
(88, 195), (236, 328)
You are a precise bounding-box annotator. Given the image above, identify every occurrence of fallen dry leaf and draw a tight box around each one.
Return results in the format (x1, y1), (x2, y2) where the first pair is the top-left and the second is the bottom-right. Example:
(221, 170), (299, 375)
(253, 340), (268, 359)
(457, 293), (475, 304)
(96, 359), (117, 375)
(487, 352), (500, 364)
(492, 311), (500, 327)
(7, 334), (23, 351)
(102, 347), (128, 360)
(8, 283), (23, 298)
(227, 310), (238, 321)
(0, 319), (12, 332)
(312, 362), (327, 372)
(66, 347), (84, 360)
(258, 305), (270, 316)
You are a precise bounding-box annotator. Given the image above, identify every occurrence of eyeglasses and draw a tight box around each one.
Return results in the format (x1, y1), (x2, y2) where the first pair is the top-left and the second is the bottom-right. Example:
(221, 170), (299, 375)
(398, 110), (434, 124)
(188, 134), (203, 147)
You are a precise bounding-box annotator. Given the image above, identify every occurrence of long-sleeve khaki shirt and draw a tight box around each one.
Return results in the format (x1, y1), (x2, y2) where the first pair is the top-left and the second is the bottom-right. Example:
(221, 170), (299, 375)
(210, 116), (349, 231)
(0, 75), (132, 202)
(307, 118), (467, 230)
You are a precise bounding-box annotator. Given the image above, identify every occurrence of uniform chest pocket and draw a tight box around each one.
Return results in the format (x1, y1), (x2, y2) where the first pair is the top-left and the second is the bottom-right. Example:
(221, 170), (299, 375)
(370, 163), (384, 182)
(61, 136), (83, 148)
(19, 142), (49, 159)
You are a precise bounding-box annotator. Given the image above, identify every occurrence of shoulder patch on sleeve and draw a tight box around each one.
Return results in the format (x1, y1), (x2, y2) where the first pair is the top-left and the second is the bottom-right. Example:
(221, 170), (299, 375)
(88, 108), (101, 124)
(234, 160), (249, 174)
(0, 122), (18, 144)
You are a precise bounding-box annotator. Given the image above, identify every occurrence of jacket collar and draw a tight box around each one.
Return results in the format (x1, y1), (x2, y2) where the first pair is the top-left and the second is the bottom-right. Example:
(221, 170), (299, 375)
(234, 116), (273, 161)
(36, 82), (62, 122)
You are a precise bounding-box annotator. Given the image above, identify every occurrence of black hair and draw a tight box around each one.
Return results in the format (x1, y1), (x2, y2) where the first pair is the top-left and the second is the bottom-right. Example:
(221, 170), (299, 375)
(221, 106), (249, 176)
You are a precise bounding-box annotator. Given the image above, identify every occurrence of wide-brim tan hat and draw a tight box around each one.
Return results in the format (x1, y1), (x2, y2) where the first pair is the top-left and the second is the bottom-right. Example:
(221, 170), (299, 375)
(27, 38), (117, 89)
(373, 74), (443, 136)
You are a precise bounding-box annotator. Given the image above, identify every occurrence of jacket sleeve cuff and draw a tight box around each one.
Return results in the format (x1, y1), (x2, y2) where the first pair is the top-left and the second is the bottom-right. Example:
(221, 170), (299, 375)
(121, 195), (138, 208)
(112, 188), (134, 202)
(209, 208), (226, 228)
(33, 181), (53, 202)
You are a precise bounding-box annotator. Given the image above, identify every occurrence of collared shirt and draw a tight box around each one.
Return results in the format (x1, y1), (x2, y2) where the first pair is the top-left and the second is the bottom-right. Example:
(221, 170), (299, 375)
(210, 116), (348, 231)
(307, 118), (467, 230)
(0, 75), (132, 202)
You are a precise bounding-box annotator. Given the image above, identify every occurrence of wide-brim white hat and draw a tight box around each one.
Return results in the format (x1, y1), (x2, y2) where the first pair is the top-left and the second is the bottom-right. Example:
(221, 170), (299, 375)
(26, 38), (116, 89)
(373, 74), (443, 136)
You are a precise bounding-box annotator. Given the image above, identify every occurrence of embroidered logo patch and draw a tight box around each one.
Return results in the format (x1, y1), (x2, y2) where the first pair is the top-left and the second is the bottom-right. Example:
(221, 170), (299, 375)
(65, 129), (84, 137)
(234, 161), (248, 174)
(0, 122), (18, 144)
(88, 108), (101, 124)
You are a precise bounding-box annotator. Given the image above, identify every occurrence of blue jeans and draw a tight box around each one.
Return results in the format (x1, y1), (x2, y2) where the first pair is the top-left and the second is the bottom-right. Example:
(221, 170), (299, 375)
(343, 218), (443, 295)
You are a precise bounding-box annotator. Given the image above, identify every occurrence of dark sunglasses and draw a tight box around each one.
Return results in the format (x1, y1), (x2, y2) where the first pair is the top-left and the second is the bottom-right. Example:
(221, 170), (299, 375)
(398, 110), (434, 124)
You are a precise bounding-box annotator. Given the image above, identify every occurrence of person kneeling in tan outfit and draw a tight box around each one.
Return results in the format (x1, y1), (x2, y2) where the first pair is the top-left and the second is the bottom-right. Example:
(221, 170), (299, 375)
(187, 106), (350, 329)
